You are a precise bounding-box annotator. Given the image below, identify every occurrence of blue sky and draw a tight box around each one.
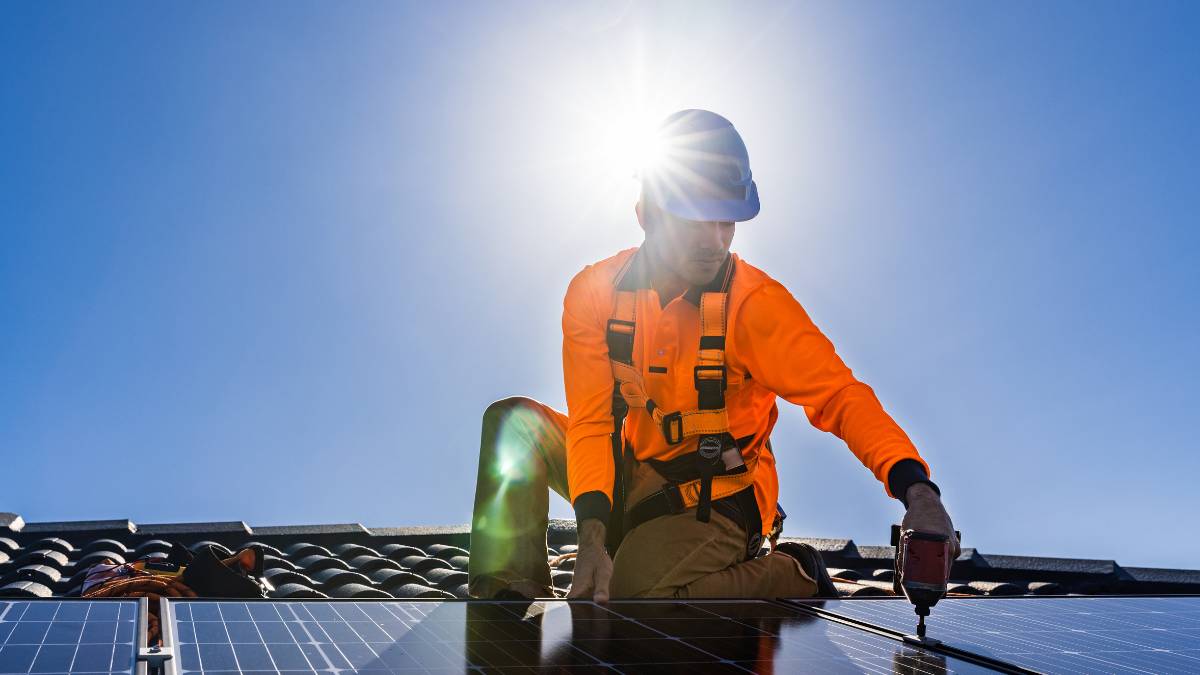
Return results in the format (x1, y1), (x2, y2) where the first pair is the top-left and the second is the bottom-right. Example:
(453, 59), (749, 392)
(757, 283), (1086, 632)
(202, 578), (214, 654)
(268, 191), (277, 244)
(2, 2), (1197, 569)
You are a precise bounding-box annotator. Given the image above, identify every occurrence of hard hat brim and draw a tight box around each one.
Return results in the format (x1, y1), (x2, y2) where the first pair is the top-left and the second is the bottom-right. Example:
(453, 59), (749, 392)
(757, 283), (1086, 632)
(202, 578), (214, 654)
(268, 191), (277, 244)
(657, 181), (760, 223)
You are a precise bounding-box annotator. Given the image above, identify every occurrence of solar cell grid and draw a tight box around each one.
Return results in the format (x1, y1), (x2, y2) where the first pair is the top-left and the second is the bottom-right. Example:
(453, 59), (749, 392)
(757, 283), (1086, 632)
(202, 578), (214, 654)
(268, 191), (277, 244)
(0, 600), (140, 675)
(790, 596), (1200, 675)
(165, 599), (987, 674)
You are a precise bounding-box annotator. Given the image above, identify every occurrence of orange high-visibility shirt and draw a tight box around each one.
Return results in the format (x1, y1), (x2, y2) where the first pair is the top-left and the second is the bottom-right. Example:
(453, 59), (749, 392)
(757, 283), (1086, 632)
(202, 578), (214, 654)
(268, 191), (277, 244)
(563, 247), (932, 536)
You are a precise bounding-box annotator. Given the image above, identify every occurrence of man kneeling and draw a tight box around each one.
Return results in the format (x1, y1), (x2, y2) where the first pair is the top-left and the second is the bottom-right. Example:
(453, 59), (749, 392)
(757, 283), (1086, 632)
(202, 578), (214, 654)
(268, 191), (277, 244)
(468, 110), (957, 601)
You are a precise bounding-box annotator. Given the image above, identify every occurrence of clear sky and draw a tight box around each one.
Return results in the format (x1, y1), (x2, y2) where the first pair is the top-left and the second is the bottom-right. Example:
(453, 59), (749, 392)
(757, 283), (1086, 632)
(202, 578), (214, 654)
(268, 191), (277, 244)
(2, 2), (1197, 569)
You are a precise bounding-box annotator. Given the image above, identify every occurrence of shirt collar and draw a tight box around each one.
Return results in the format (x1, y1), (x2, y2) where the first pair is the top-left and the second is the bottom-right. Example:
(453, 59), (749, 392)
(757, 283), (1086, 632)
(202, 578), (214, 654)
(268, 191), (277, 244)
(615, 247), (735, 306)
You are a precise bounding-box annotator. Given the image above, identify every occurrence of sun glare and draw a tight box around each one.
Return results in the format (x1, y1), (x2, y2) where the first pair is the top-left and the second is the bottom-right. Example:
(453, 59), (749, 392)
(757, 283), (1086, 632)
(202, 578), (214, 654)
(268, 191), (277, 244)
(595, 112), (665, 182)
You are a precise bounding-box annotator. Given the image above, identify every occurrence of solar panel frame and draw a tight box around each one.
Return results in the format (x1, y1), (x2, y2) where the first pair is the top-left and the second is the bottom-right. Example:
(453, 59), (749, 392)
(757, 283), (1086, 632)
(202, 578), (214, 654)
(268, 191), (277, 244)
(784, 594), (1200, 675)
(0, 597), (147, 675)
(161, 597), (988, 674)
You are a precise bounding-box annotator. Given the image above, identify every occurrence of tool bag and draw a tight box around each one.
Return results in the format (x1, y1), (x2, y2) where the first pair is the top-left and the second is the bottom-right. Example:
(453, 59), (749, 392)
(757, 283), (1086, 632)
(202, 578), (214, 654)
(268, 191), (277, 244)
(80, 542), (265, 644)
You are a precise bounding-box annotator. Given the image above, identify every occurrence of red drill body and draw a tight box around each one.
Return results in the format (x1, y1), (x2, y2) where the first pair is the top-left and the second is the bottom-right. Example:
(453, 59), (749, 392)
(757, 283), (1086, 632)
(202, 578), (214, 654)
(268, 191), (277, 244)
(892, 527), (954, 639)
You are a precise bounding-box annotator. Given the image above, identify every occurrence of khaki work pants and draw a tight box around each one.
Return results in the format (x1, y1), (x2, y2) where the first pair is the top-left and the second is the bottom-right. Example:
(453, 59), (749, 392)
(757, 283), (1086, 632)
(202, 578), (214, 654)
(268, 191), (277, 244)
(468, 396), (817, 600)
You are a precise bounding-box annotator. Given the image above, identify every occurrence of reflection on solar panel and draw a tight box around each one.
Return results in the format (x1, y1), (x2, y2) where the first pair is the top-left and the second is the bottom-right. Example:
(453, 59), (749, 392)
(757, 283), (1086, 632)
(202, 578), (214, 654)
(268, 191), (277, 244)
(165, 599), (985, 673)
(0, 600), (140, 675)
(792, 596), (1200, 674)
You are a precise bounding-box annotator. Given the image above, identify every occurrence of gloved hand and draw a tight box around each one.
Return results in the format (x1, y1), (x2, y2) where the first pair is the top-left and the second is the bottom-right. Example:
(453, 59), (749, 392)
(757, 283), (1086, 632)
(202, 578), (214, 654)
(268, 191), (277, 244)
(901, 483), (961, 559)
(566, 519), (613, 603)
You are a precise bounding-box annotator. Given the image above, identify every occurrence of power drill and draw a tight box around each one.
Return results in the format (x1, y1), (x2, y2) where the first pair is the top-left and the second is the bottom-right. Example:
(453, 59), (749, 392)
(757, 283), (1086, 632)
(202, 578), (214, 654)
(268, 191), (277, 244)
(891, 524), (958, 641)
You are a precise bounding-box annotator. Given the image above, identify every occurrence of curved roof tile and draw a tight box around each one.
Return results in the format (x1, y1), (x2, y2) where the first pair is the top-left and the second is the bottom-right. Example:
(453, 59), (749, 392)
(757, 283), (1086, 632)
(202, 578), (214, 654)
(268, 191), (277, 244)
(0, 580), (52, 598)
(390, 583), (452, 599)
(271, 583), (328, 599)
(399, 557), (452, 576)
(368, 569), (429, 590)
(295, 556), (349, 574)
(328, 583), (392, 599)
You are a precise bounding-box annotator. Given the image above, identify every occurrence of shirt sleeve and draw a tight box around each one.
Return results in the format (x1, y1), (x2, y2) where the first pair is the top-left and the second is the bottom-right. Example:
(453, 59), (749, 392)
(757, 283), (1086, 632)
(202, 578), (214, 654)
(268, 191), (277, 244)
(562, 267), (617, 524)
(733, 280), (931, 497)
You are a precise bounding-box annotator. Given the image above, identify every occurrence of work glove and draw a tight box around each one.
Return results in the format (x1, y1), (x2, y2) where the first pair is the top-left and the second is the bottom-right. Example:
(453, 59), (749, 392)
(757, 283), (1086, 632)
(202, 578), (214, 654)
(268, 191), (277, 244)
(566, 519), (613, 604)
(901, 483), (961, 559)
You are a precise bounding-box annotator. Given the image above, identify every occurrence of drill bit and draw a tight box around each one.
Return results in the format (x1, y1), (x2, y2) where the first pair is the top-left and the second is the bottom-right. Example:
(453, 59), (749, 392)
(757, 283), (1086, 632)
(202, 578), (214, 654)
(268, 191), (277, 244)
(915, 605), (930, 640)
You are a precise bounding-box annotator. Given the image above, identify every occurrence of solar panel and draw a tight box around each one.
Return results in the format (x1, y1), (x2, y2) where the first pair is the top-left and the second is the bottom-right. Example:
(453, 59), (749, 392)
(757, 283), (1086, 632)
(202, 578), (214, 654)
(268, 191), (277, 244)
(0, 599), (142, 675)
(789, 596), (1200, 674)
(163, 598), (986, 673)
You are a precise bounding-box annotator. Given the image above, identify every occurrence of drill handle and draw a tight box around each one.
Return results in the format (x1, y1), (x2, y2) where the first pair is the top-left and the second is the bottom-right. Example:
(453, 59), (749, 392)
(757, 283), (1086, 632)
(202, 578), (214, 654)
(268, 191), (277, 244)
(891, 524), (962, 547)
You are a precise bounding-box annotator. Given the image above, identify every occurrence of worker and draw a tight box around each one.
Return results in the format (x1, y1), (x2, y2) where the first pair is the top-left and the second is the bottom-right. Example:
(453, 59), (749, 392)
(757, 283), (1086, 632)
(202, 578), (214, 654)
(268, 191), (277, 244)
(469, 109), (959, 601)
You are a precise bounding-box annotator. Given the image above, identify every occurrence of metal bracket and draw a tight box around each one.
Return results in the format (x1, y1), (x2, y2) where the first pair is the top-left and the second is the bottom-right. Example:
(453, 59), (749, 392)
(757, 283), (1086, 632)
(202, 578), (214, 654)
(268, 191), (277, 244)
(138, 646), (174, 669)
(902, 634), (943, 648)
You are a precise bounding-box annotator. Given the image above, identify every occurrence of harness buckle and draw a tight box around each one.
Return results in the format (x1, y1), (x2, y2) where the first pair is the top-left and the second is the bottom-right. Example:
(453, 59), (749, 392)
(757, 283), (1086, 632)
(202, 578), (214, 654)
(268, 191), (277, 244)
(661, 412), (684, 444)
(662, 483), (686, 514)
(606, 319), (636, 364)
(693, 364), (727, 391)
(698, 435), (724, 462)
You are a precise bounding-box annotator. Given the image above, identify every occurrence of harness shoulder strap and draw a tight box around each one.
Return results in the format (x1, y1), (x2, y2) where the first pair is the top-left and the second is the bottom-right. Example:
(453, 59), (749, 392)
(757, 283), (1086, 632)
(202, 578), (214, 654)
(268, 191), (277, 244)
(604, 289), (637, 556)
(693, 288), (731, 522)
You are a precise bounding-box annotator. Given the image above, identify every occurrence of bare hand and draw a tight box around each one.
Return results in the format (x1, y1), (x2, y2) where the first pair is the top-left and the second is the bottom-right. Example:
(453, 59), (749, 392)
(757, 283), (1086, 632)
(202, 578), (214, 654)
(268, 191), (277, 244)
(901, 483), (961, 559)
(566, 519), (613, 603)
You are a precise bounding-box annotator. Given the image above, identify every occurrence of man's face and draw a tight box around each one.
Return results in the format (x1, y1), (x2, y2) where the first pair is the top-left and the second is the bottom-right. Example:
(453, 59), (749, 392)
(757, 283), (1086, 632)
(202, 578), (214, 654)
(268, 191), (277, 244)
(641, 203), (736, 286)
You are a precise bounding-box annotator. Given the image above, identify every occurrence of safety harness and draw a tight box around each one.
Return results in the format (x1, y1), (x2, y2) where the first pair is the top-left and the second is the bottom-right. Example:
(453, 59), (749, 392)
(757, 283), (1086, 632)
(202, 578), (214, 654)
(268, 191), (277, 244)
(603, 253), (771, 559)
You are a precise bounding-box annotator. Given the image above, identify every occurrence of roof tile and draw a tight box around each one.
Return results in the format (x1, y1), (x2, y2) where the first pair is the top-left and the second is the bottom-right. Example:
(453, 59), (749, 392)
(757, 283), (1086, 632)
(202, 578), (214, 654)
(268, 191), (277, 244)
(29, 538), (73, 555)
(20, 520), (135, 535)
(399, 556), (452, 576)
(423, 568), (469, 591)
(295, 556), (349, 574)
(262, 555), (298, 572)
(310, 569), (374, 590)
(346, 556), (401, 574)
(1026, 581), (1062, 595)
(784, 538), (857, 556)
(263, 570), (316, 588)
(973, 554), (1119, 576)
(80, 539), (131, 556)
(3, 565), (61, 587)
(15, 550), (69, 569)
(379, 544), (424, 561)
(191, 541), (234, 557)
(0, 580), (52, 597)
(286, 543), (332, 558)
(328, 583), (392, 599)
(272, 583), (327, 599)
(391, 583), (452, 599)
(833, 582), (888, 597)
(967, 580), (1023, 596)
(254, 524), (369, 536)
(75, 551), (125, 569)
(333, 544), (378, 560)
(827, 568), (862, 581)
(132, 540), (175, 557)
(870, 568), (895, 581)
(0, 514), (24, 533)
(426, 545), (469, 561)
(947, 582), (983, 596)
(242, 542), (284, 557)
(369, 569), (429, 590)
(137, 521), (251, 536)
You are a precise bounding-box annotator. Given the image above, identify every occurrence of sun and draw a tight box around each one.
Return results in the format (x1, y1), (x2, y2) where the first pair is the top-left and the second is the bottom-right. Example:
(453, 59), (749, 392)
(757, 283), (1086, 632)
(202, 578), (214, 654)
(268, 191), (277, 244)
(593, 111), (666, 182)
